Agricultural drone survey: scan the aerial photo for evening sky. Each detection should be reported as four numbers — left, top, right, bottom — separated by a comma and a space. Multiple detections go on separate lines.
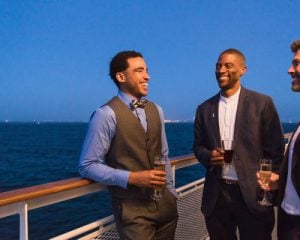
1, 0, 299, 122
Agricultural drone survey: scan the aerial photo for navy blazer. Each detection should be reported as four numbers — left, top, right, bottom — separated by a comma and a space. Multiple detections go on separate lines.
193, 87, 285, 216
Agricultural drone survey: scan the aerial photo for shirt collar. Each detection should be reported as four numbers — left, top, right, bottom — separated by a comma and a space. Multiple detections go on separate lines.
220, 86, 241, 103
117, 90, 144, 109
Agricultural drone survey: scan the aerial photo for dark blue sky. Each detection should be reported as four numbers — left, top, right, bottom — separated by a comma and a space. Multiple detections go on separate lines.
1, 0, 299, 122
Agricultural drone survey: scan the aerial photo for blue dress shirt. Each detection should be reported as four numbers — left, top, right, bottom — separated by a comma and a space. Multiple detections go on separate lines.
79, 91, 176, 195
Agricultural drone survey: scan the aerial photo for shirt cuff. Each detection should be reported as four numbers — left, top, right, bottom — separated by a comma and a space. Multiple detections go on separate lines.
114, 169, 130, 189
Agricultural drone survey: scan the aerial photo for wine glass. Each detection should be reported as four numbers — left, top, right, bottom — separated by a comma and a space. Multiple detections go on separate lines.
151, 155, 166, 201
258, 159, 273, 206
221, 139, 234, 166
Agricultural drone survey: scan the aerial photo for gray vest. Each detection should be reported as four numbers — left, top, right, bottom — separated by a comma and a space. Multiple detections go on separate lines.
105, 97, 162, 200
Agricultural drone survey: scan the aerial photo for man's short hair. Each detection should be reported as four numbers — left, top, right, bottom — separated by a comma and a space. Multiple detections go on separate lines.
219, 48, 246, 65
291, 40, 300, 53
109, 51, 143, 87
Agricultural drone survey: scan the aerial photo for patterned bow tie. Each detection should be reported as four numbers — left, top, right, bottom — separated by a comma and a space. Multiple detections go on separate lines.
131, 99, 148, 109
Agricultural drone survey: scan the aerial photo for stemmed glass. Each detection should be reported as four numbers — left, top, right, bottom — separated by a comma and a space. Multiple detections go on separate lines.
258, 159, 273, 206
151, 155, 166, 201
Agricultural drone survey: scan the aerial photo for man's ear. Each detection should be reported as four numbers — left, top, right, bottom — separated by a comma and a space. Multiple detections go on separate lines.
116, 72, 126, 83
240, 65, 247, 77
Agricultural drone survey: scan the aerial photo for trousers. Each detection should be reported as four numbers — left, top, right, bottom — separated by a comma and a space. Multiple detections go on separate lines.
112, 189, 178, 240
205, 182, 274, 240
278, 207, 300, 240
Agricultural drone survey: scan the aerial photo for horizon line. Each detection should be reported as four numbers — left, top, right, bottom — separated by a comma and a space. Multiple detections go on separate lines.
0, 120, 298, 124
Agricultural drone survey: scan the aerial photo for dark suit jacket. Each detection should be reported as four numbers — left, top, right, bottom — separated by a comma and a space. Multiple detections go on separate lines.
193, 87, 285, 216
277, 125, 300, 238
278, 125, 300, 204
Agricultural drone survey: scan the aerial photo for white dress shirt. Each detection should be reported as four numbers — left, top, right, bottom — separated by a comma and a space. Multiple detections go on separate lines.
218, 87, 241, 180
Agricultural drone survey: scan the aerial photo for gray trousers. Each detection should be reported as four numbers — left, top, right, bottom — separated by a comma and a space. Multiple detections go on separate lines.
112, 189, 178, 240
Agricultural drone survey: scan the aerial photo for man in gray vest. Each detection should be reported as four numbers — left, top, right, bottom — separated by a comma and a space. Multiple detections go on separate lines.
79, 50, 178, 240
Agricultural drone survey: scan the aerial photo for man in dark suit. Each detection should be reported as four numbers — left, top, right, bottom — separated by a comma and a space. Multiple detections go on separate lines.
193, 48, 285, 240
258, 40, 300, 240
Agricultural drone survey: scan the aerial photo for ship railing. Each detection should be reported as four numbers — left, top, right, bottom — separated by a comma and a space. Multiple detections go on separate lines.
0, 132, 292, 240
0, 154, 208, 240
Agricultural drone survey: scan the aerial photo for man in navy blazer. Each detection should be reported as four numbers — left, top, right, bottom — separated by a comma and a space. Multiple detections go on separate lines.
258, 40, 300, 240
193, 48, 284, 240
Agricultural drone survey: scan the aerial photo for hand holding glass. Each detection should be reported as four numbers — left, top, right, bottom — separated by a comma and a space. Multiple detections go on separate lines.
151, 155, 166, 201
258, 159, 273, 206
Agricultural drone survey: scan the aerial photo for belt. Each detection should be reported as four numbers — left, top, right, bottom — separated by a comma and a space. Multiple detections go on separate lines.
221, 179, 239, 185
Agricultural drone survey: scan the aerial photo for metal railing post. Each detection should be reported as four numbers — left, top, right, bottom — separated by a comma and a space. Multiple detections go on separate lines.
19, 202, 28, 240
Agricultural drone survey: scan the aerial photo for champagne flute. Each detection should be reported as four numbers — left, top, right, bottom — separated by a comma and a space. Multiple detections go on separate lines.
151, 155, 166, 201
258, 159, 273, 206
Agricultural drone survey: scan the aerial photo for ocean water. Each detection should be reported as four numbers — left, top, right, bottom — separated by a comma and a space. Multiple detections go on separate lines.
0, 122, 297, 239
